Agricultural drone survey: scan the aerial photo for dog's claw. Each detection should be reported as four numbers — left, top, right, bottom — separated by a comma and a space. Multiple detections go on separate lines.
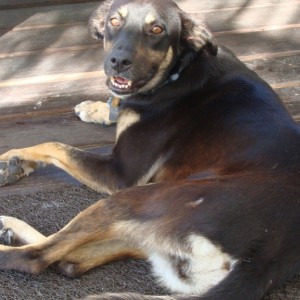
0, 157, 24, 186
0, 217, 14, 245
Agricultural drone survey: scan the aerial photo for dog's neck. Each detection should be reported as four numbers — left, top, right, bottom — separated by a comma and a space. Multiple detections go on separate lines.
154, 50, 197, 92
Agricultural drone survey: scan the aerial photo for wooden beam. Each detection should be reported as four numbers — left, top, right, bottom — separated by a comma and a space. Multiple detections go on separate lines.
0, 0, 100, 10
215, 24, 300, 36
239, 50, 300, 62
0, 70, 105, 88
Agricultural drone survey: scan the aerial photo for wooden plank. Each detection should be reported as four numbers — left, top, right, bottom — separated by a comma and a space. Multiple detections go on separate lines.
0, 2, 98, 30
245, 55, 300, 85
277, 86, 300, 104
280, 94, 300, 110
0, 50, 104, 80
176, 0, 298, 11
0, 0, 99, 10
1, 6, 299, 52
0, 111, 115, 151
1, 1, 299, 32
0, 23, 94, 54
217, 27, 300, 56
2, 22, 300, 56
203, 3, 300, 31
271, 86, 300, 122
0, 76, 109, 115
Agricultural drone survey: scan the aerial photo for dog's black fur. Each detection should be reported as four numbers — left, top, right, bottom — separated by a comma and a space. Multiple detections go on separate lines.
0, 0, 300, 299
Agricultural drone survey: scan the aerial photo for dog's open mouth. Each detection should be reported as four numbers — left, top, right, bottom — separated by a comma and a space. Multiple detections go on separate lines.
110, 76, 133, 94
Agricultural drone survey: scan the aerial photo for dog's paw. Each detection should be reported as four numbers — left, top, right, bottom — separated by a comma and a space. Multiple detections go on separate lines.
75, 100, 115, 125
0, 216, 17, 245
0, 157, 25, 186
0, 216, 45, 246
56, 261, 81, 278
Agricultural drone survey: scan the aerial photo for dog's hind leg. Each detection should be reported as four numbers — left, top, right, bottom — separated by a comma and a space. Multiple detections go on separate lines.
56, 239, 146, 278
0, 216, 144, 278
0, 194, 148, 276
0, 142, 123, 193
0, 216, 46, 246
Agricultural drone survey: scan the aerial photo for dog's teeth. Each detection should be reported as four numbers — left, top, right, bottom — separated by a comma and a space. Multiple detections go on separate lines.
111, 77, 132, 90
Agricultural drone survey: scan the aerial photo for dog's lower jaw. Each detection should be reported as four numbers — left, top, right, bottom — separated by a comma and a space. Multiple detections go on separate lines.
110, 90, 131, 100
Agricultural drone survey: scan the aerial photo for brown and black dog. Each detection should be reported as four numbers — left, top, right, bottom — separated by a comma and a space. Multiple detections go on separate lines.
0, 0, 300, 299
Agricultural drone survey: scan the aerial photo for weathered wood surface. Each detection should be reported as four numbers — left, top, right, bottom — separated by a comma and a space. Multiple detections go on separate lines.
0, 0, 299, 194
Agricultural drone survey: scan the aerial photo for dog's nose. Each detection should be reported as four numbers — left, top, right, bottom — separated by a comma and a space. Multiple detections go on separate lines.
110, 56, 132, 72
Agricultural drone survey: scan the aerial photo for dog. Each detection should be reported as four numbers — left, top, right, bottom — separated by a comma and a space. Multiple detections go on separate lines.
0, 0, 300, 299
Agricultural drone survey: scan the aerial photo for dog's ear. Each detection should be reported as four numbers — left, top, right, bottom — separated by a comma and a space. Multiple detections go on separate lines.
88, 0, 113, 40
180, 12, 218, 56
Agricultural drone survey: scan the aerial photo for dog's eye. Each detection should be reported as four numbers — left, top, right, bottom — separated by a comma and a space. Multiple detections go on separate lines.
150, 26, 164, 35
110, 17, 120, 27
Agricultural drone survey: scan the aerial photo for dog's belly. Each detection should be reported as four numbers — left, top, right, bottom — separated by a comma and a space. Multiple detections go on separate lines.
148, 234, 237, 295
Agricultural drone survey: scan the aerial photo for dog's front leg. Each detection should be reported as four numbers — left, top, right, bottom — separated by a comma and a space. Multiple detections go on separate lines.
0, 142, 124, 193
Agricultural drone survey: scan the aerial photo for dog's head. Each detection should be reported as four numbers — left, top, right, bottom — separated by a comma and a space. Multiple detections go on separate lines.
89, 0, 218, 98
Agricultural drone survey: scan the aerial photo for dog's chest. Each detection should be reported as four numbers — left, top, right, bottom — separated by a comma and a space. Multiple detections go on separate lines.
116, 109, 141, 140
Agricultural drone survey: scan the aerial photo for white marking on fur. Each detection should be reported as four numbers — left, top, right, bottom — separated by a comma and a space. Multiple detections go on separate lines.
116, 109, 140, 140
149, 252, 192, 293
136, 156, 167, 186
138, 47, 174, 94
0, 216, 46, 245
149, 234, 238, 294
119, 6, 128, 18
186, 197, 204, 207
114, 221, 237, 295
145, 13, 156, 24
